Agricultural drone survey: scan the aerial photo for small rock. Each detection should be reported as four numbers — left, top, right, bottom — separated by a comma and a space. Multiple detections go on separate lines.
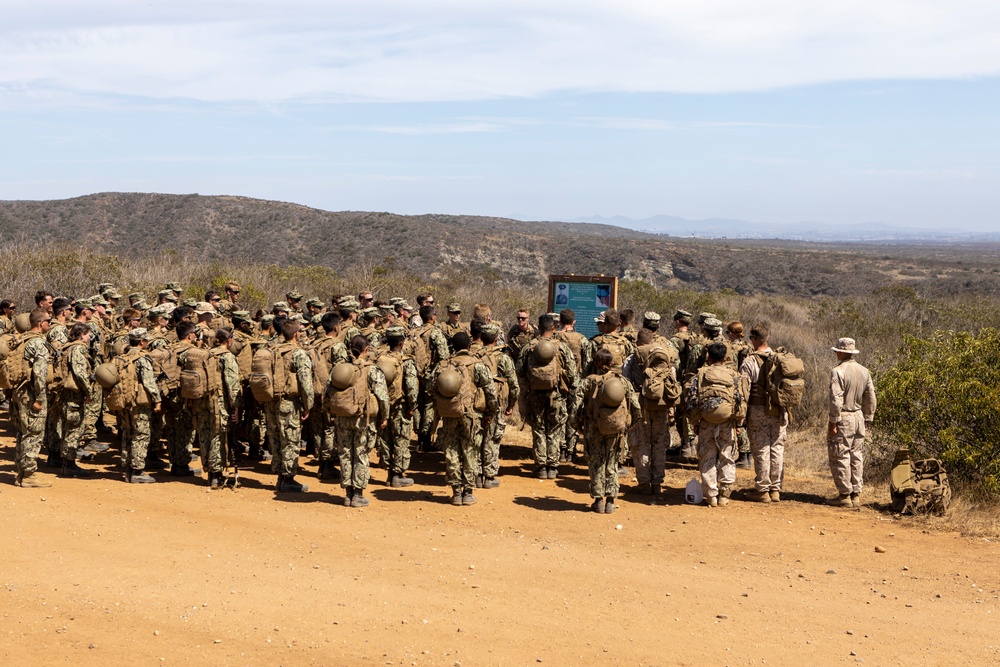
615, 524, 623, 530
153, 630, 160, 636
827, 569, 837, 575
846, 630, 854, 635
874, 546, 887, 553
214, 639, 222, 644
902, 566, 909, 571
88, 644, 96, 649
850, 651, 857, 656
716, 614, 728, 619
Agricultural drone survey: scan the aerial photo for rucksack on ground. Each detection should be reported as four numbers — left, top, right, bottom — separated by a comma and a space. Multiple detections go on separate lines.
640, 345, 681, 407
326, 361, 377, 418
890, 448, 951, 515
590, 373, 631, 435
104, 351, 150, 411
434, 356, 478, 418
691, 365, 746, 425
527, 340, 560, 391
179, 346, 224, 400
765, 348, 805, 411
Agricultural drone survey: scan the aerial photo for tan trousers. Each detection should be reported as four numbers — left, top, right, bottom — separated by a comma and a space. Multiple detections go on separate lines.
747, 405, 787, 492
828, 410, 866, 495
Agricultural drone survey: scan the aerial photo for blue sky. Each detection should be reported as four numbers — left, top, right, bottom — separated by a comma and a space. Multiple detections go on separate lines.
3, 1, 1000, 230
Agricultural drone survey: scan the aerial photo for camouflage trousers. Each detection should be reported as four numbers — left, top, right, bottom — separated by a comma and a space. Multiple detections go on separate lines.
828, 410, 866, 495
524, 391, 568, 469
630, 407, 671, 486
746, 405, 787, 492
418, 376, 438, 437
45, 393, 61, 453
585, 428, 622, 499
697, 420, 737, 499
13, 389, 46, 477
438, 414, 481, 490
737, 426, 751, 454
81, 390, 102, 442
384, 404, 413, 476
165, 394, 196, 466
192, 398, 228, 474
563, 399, 578, 457
124, 406, 154, 471
313, 408, 337, 464
274, 397, 305, 478
59, 393, 87, 462
334, 415, 376, 490
480, 410, 506, 478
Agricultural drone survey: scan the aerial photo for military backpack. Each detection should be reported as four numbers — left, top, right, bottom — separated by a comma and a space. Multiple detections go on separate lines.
326, 360, 377, 418
104, 350, 151, 411
433, 355, 479, 419
689, 365, 746, 425
589, 373, 631, 436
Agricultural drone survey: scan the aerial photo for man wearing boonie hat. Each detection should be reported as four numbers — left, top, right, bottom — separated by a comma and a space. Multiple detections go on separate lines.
826, 337, 877, 508
165, 282, 184, 296
272, 302, 290, 317
305, 297, 325, 316
285, 291, 303, 313
157, 289, 178, 305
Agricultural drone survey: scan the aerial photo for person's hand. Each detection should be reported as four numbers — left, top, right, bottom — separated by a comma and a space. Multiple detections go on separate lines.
505, 408, 513, 416
828, 422, 838, 436
301, 410, 310, 421
31, 400, 42, 413
154, 402, 162, 413
380, 419, 388, 431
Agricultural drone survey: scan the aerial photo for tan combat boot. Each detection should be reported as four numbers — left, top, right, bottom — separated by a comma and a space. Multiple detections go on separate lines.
826, 494, 852, 507
769, 489, 781, 503
18, 473, 52, 488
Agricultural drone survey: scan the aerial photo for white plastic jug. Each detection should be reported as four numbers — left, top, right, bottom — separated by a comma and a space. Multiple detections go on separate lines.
685, 477, 703, 504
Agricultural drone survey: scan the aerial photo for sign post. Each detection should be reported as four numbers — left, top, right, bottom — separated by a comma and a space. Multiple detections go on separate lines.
547, 274, 618, 339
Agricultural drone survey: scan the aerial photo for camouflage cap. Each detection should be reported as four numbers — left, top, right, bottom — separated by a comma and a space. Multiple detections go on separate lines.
482, 323, 501, 337
394, 300, 413, 311
703, 317, 723, 331
594, 311, 606, 323
182, 298, 199, 307
90, 295, 109, 307
148, 305, 169, 318
339, 299, 361, 313
697, 312, 717, 325
96, 282, 115, 293
305, 297, 325, 308
231, 310, 251, 320
259, 314, 275, 328
446, 302, 461, 313
388, 297, 405, 306
75, 298, 94, 310
159, 303, 176, 315
362, 307, 380, 317
106, 290, 123, 300
194, 301, 216, 314
128, 292, 143, 303
310, 314, 324, 325
286, 291, 303, 301
128, 327, 150, 341
165, 281, 183, 293
378, 305, 395, 317
385, 325, 407, 338
134, 300, 152, 311
291, 313, 308, 324
272, 302, 290, 312
158, 290, 178, 302
673, 309, 692, 321
643, 311, 661, 323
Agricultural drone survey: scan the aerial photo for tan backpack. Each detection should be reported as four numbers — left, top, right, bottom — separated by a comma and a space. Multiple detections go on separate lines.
526, 341, 561, 391
410, 324, 434, 374
596, 335, 628, 373
639, 344, 681, 408
554, 330, 585, 371
105, 350, 150, 411
378, 352, 406, 404
434, 355, 479, 418
51, 340, 87, 393
0, 332, 31, 390
690, 365, 746, 425
476, 347, 509, 412
309, 337, 337, 398
326, 360, 377, 418
249, 342, 299, 403
589, 373, 631, 435
179, 346, 225, 400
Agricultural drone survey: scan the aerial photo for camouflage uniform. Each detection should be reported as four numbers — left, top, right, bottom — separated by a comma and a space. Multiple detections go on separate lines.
577, 371, 641, 500
435, 351, 498, 493
687, 365, 749, 502
741, 350, 789, 493
413, 323, 450, 439
310, 335, 349, 473
193, 349, 242, 475
13, 333, 52, 481
333, 360, 389, 492
123, 350, 162, 472
168, 341, 199, 468
669, 328, 696, 449
625, 341, 679, 489
476, 343, 518, 481
45, 322, 70, 457
518, 338, 579, 474
273, 343, 314, 478
506, 322, 537, 363
59, 341, 94, 463
381, 351, 419, 479
553, 329, 592, 460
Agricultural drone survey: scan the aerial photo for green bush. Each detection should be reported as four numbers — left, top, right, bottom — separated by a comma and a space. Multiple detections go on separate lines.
873, 329, 1000, 499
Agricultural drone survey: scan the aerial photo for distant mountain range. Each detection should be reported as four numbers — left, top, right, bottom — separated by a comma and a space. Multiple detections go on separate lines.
573, 214, 1000, 243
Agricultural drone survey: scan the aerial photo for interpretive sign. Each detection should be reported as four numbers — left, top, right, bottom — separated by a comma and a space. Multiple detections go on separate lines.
547, 274, 618, 339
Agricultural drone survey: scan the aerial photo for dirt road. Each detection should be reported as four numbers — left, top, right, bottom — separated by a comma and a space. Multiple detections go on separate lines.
3, 428, 998, 666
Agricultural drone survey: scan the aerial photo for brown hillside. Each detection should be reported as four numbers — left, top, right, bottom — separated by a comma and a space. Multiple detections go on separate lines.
2, 192, 999, 297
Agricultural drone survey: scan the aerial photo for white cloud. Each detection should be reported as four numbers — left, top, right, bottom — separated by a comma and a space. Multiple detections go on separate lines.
2, 1, 1000, 104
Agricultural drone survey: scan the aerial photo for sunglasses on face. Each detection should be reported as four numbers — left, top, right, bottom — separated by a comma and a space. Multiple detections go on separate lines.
517, 316, 528, 321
